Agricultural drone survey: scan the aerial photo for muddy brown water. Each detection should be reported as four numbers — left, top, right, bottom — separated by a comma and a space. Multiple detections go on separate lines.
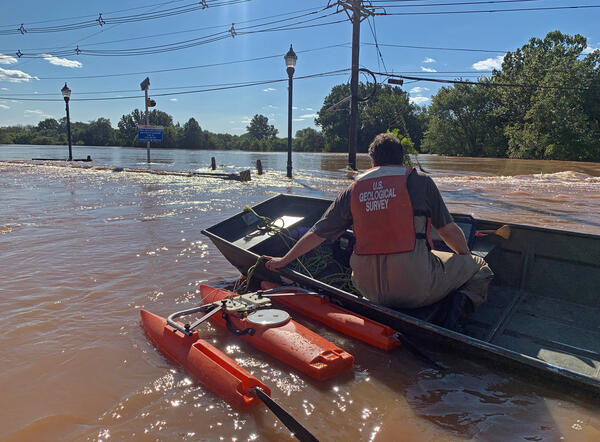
1, 145, 599, 441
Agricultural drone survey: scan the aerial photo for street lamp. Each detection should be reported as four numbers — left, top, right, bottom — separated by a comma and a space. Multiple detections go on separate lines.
285, 44, 297, 178
61, 82, 72, 161
140, 77, 151, 163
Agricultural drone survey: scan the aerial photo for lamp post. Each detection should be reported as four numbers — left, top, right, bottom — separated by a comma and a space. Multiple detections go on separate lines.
285, 44, 297, 179
140, 77, 151, 163
61, 82, 72, 161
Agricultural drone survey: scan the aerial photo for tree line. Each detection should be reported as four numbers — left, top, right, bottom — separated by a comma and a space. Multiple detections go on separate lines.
1, 31, 598, 162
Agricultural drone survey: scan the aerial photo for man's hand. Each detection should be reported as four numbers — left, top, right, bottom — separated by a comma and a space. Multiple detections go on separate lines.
264, 256, 289, 271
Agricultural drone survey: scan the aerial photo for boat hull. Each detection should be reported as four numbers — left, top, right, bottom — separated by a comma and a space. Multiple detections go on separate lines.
201, 194, 600, 397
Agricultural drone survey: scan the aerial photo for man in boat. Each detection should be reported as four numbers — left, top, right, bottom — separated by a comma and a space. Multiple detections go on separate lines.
265, 133, 493, 327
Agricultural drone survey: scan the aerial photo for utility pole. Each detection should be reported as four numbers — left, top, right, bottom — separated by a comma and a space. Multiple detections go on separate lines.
348, 0, 361, 170
336, 1, 374, 170
144, 88, 150, 163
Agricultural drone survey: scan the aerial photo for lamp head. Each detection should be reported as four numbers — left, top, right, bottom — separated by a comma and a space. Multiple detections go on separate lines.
61, 82, 71, 100
284, 44, 297, 69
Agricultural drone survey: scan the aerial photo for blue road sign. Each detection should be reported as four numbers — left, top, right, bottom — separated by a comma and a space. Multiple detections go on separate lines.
138, 125, 163, 142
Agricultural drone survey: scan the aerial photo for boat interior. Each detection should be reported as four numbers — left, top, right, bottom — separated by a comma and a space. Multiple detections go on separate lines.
204, 194, 600, 388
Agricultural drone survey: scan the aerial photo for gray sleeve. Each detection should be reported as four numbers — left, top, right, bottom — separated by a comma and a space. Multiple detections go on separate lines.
310, 185, 353, 241
426, 176, 453, 229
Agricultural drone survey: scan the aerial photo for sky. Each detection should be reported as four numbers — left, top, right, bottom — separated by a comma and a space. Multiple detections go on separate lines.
0, 0, 598, 135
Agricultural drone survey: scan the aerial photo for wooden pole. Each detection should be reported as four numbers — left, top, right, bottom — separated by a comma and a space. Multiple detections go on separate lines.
348, 0, 361, 171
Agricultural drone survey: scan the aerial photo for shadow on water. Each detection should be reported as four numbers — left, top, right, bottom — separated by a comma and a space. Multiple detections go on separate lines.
358, 343, 567, 440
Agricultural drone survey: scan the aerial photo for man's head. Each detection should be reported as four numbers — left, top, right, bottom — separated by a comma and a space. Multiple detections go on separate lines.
368, 133, 404, 167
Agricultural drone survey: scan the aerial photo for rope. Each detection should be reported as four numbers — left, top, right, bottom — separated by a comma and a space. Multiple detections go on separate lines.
240, 206, 361, 295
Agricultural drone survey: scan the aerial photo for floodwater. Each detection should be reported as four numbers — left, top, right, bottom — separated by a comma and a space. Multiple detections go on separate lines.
1, 145, 599, 442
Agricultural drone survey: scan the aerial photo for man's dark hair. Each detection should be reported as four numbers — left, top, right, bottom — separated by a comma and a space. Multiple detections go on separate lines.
368, 133, 404, 166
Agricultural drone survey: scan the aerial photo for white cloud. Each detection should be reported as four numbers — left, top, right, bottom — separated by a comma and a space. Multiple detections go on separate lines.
41, 54, 82, 69
292, 118, 304, 122
472, 55, 504, 71
420, 66, 437, 73
241, 117, 252, 124
0, 87, 8, 90
25, 109, 43, 115
583, 45, 599, 55
0, 54, 18, 65
267, 104, 278, 109
0, 104, 9, 109
304, 107, 314, 111
410, 87, 429, 94
423, 57, 436, 63
409, 96, 430, 105
0, 67, 38, 83
292, 106, 298, 110
263, 87, 276, 92
169, 98, 178, 102
299, 113, 316, 119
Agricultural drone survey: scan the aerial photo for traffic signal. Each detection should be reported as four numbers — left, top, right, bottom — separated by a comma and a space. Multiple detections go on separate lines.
146, 98, 156, 107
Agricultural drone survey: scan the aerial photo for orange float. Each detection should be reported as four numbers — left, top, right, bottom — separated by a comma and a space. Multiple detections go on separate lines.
140, 309, 269, 410
261, 281, 401, 351
199, 285, 354, 381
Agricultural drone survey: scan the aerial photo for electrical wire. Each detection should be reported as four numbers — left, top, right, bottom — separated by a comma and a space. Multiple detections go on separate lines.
0, 69, 351, 102
375, 4, 600, 16
12, 9, 340, 58
367, 42, 506, 53
0, 0, 251, 35
0, 0, 190, 28
32, 43, 350, 80
0, 6, 328, 53
371, 70, 597, 91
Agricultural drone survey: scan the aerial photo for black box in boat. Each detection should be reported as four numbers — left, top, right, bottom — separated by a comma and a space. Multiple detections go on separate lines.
202, 194, 600, 397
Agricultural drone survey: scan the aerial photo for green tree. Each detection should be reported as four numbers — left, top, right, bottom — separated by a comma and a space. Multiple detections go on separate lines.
79, 118, 114, 146
181, 117, 204, 148
294, 127, 324, 152
316, 83, 422, 152
37, 118, 60, 133
246, 114, 278, 140
117, 109, 175, 146
422, 81, 507, 157
495, 31, 600, 161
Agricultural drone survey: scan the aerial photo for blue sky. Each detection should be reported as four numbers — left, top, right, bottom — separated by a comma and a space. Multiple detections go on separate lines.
0, 0, 598, 135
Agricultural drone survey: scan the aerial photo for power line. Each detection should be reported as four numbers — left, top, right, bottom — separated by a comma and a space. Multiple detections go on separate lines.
12, 9, 340, 58
18, 43, 349, 81
371, 70, 595, 91
368, 42, 506, 53
0, 0, 251, 35
375, 4, 600, 16
0, 69, 351, 102
371, 0, 543, 7
0, 0, 190, 28
0, 7, 327, 53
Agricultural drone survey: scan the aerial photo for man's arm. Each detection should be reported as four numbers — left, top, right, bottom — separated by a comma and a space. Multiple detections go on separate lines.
265, 231, 326, 270
436, 222, 470, 255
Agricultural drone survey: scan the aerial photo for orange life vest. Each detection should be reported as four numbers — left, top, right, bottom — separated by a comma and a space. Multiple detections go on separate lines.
350, 166, 432, 255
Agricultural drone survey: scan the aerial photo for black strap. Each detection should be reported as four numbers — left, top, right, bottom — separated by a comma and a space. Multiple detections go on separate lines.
252, 387, 319, 442
222, 312, 255, 336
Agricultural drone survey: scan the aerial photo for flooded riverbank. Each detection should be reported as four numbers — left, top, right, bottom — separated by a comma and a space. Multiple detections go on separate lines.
1, 145, 599, 441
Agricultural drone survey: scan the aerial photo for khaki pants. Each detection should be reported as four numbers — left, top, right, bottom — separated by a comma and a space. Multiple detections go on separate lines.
350, 240, 493, 309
